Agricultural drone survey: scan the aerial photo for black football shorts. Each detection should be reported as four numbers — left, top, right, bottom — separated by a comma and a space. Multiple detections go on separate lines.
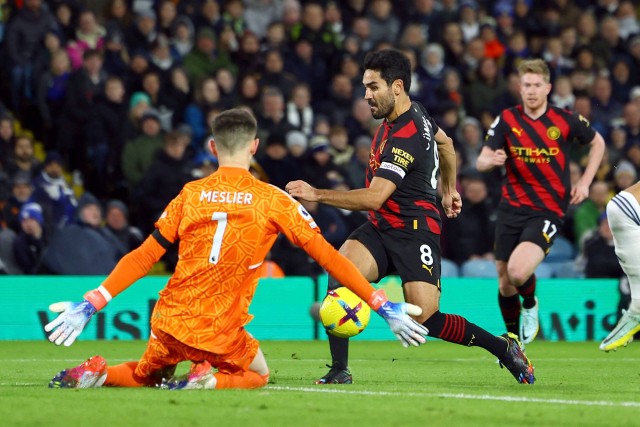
494, 206, 564, 261
348, 221, 442, 288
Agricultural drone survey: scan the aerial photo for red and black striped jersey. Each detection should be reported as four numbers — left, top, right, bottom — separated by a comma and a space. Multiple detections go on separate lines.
484, 105, 596, 218
366, 101, 442, 233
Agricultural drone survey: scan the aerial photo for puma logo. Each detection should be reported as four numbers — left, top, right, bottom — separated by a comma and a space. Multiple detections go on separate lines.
512, 127, 524, 137
543, 233, 551, 243
421, 264, 433, 274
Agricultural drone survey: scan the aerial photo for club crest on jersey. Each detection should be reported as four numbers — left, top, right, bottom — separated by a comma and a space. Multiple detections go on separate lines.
547, 126, 561, 140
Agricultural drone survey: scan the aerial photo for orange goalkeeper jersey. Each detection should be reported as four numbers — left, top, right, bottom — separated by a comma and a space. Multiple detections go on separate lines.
150, 166, 321, 352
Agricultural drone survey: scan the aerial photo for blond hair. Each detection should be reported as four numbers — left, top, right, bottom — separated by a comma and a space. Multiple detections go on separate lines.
517, 59, 551, 83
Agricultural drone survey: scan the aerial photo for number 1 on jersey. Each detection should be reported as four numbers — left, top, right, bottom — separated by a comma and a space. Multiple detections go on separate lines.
209, 212, 228, 264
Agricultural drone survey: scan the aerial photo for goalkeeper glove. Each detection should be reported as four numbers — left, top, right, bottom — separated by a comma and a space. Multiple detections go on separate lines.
44, 288, 110, 346
368, 290, 429, 348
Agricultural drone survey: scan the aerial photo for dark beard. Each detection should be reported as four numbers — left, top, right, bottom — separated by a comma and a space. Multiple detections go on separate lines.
371, 94, 395, 119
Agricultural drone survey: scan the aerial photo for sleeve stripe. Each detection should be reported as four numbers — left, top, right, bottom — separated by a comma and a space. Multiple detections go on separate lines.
152, 229, 172, 249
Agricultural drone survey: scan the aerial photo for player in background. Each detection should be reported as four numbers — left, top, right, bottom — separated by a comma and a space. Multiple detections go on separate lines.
599, 180, 640, 351
476, 59, 605, 345
44, 109, 429, 390
286, 49, 535, 385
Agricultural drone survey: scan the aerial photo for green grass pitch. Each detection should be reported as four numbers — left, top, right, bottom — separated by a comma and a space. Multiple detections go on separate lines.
1, 340, 638, 427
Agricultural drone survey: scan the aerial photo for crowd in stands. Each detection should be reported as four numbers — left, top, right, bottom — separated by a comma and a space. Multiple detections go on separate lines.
0, 0, 638, 281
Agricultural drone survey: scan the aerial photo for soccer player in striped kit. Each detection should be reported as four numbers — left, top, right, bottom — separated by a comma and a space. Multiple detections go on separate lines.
477, 59, 605, 345
287, 49, 535, 385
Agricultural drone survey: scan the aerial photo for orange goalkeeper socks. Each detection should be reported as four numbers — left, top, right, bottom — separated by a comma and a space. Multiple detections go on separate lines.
105, 362, 148, 387
213, 371, 269, 389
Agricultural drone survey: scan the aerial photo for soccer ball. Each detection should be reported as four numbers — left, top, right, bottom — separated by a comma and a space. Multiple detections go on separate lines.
319, 287, 371, 338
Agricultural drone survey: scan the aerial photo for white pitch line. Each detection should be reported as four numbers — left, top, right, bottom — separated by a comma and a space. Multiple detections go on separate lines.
266, 386, 640, 408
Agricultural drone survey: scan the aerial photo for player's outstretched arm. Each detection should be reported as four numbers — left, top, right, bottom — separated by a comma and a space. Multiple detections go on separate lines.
44, 233, 168, 346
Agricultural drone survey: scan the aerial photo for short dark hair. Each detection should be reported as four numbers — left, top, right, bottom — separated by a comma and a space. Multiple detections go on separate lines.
363, 49, 411, 94
210, 108, 257, 154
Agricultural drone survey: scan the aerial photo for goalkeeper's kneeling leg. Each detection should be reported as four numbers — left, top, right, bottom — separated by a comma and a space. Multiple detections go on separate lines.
214, 370, 269, 389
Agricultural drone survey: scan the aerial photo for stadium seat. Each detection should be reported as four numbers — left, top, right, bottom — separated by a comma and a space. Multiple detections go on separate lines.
441, 258, 459, 278
546, 260, 584, 279
545, 236, 575, 262
535, 262, 554, 279
460, 259, 498, 278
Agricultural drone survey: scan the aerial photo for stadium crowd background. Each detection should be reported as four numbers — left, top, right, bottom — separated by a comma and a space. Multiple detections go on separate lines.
0, 0, 637, 283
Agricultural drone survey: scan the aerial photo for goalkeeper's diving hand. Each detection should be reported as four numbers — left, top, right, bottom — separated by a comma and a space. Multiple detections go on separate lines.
368, 290, 429, 348
44, 300, 97, 346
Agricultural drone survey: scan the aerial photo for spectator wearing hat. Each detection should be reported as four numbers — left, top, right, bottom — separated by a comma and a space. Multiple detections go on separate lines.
121, 108, 165, 191
256, 131, 302, 190
303, 134, 348, 190
612, 159, 637, 194
12, 202, 47, 274
104, 199, 144, 252
31, 151, 77, 230
285, 130, 308, 159
2, 171, 36, 234
124, 91, 152, 141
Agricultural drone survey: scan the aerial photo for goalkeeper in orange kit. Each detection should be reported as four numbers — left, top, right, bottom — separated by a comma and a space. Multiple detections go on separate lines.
44, 109, 429, 390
